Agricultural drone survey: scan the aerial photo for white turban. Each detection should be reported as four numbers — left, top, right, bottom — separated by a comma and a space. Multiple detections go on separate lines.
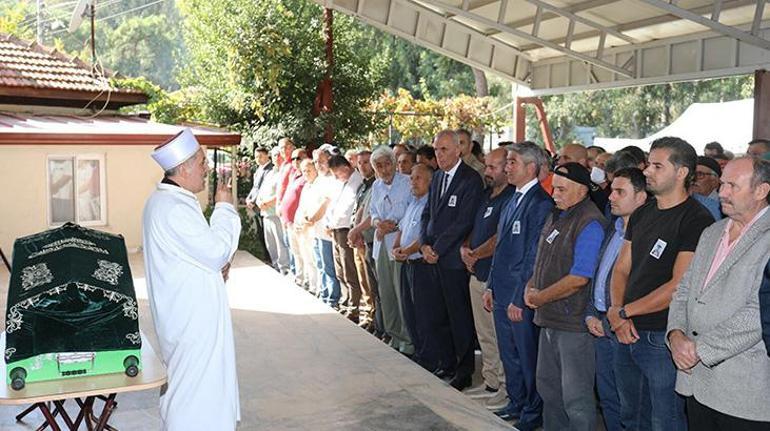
152, 128, 201, 171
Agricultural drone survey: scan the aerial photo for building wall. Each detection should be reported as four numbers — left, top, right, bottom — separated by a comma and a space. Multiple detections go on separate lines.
0, 144, 210, 254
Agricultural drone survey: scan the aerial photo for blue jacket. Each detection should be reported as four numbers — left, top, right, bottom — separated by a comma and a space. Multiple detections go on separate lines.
487, 184, 554, 307
421, 161, 484, 270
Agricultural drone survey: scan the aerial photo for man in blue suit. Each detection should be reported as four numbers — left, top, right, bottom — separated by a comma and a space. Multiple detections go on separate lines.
420, 129, 485, 390
482, 142, 553, 430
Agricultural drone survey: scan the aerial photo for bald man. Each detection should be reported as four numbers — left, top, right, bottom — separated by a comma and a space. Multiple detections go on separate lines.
460, 148, 515, 405
559, 143, 589, 168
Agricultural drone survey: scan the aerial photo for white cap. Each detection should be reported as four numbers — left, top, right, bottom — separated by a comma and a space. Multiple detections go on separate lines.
151, 128, 201, 171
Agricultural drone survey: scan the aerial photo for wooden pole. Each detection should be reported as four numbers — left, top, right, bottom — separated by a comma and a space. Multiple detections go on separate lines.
754, 69, 770, 140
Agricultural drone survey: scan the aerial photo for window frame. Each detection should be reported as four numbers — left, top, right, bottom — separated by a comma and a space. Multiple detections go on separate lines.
45, 153, 108, 227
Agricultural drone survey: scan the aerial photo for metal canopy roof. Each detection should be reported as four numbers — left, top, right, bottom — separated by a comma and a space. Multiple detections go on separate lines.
318, 0, 770, 94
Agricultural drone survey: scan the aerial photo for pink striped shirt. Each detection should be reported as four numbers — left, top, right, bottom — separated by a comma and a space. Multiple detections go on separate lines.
703, 207, 769, 289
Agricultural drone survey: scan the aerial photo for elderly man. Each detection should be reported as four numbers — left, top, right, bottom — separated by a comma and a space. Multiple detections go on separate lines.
420, 129, 485, 390
585, 168, 648, 431
294, 158, 329, 294
482, 142, 553, 429
608, 137, 714, 431
460, 148, 514, 408
524, 162, 607, 431
255, 148, 290, 274
397, 151, 416, 175
457, 128, 485, 177
392, 163, 433, 368
348, 150, 378, 330
668, 157, 770, 430
692, 156, 723, 220
345, 148, 358, 167
369, 146, 413, 353
326, 155, 364, 322
143, 129, 241, 430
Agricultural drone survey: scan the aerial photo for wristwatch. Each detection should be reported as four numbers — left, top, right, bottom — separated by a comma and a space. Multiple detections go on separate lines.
619, 307, 629, 320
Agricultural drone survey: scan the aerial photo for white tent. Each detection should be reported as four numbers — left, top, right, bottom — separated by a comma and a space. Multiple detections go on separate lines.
594, 99, 754, 156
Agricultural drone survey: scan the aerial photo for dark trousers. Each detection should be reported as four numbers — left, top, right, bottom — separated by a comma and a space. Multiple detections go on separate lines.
536, 328, 597, 431
401, 260, 452, 370
687, 397, 770, 431
424, 265, 475, 377
493, 302, 542, 428
332, 228, 362, 314
365, 242, 384, 334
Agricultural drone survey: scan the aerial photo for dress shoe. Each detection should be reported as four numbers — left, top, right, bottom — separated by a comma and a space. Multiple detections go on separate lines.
449, 374, 472, 391
432, 368, 452, 379
464, 384, 497, 399
493, 409, 518, 421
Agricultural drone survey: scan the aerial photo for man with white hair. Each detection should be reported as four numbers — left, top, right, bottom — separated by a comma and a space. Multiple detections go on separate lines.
142, 129, 241, 430
420, 129, 485, 390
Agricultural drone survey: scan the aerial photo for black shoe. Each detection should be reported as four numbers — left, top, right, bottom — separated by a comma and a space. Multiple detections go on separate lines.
432, 368, 452, 379
449, 374, 472, 391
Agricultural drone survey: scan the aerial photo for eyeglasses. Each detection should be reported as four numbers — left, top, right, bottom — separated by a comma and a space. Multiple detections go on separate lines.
291, 157, 301, 161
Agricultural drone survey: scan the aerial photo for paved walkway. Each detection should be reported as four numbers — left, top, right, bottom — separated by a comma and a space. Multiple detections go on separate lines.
0, 251, 513, 430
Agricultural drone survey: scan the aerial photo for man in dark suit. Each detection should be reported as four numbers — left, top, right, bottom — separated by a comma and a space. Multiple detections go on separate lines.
482, 142, 553, 430
420, 129, 484, 390
246, 146, 274, 260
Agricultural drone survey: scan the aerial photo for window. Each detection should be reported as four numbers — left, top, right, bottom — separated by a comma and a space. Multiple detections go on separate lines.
46, 154, 107, 226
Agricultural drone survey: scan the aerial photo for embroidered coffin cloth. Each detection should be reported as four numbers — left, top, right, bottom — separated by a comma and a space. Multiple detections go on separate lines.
4, 223, 140, 363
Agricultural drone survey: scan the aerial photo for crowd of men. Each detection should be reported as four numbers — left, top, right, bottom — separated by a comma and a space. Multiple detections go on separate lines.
245, 132, 770, 431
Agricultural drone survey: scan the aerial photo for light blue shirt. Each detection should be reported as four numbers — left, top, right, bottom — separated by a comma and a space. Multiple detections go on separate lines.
398, 194, 428, 260
369, 172, 412, 260
593, 216, 625, 312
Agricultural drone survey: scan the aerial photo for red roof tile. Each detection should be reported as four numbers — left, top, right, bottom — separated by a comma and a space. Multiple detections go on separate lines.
0, 34, 144, 96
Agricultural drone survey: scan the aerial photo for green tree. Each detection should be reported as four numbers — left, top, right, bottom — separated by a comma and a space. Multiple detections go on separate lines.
177, 0, 385, 146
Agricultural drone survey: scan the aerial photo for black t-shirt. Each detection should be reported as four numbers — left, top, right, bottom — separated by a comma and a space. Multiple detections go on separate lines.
624, 197, 715, 331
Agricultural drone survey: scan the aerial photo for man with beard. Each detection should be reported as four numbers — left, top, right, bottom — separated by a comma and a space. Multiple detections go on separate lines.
608, 137, 714, 431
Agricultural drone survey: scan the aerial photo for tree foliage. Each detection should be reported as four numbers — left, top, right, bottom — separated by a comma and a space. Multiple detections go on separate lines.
540, 75, 754, 146
371, 88, 508, 144
176, 0, 386, 147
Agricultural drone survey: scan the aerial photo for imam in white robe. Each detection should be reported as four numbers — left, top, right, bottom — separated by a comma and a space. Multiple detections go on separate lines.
142, 182, 241, 431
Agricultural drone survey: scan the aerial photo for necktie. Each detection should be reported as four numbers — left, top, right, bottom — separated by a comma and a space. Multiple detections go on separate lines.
441, 172, 449, 197
503, 191, 523, 225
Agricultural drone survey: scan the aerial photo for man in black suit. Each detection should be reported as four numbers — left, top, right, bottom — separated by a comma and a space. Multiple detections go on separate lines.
420, 129, 485, 390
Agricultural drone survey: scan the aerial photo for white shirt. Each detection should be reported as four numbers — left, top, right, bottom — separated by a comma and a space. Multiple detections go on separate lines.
515, 177, 540, 206
326, 170, 364, 229
296, 175, 334, 239
441, 159, 463, 195
142, 183, 241, 430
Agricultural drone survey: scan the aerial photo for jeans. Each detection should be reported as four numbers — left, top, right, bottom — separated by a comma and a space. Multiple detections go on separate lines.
594, 318, 622, 431
313, 238, 340, 305
614, 330, 686, 431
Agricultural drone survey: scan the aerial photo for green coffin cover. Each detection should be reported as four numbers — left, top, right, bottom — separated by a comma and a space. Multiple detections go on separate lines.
4, 223, 140, 364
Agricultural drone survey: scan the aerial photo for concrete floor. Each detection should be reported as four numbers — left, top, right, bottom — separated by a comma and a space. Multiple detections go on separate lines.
0, 251, 514, 430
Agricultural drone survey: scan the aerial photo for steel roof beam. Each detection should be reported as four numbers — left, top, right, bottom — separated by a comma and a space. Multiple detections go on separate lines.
410, 0, 634, 76
520, 0, 756, 51
640, 0, 770, 51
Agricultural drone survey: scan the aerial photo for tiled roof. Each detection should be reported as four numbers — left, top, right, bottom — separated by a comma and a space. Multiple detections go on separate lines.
0, 33, 143, 95
0, 112, 240, 147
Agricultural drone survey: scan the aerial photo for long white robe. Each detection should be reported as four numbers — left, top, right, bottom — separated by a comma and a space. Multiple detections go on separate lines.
142, 183, 241, 431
